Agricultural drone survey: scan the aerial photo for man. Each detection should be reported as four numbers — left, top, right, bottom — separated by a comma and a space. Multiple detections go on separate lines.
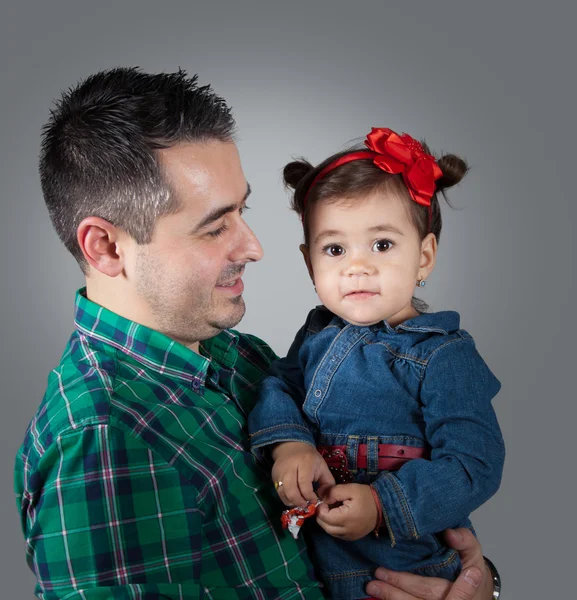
15, 68, 498, 599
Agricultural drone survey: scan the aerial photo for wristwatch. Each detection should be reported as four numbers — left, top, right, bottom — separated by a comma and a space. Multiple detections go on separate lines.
483, 556, 501, 599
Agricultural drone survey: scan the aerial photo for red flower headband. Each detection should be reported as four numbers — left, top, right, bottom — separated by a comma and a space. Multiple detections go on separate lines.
303, 127, 443, 223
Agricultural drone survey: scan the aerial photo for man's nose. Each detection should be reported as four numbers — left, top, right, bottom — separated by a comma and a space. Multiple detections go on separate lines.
232, 220, 264, 263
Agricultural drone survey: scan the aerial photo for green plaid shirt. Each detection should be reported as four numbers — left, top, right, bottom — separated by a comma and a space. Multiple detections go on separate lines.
15, 289, 323, 600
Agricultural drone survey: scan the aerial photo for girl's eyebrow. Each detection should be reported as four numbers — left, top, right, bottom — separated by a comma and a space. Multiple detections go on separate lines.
314, 224, 404, 245
368, 224, 404, 236
314, 229, 342, 245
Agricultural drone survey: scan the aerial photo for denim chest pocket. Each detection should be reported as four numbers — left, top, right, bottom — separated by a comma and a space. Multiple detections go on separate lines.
303, 337, 427, 439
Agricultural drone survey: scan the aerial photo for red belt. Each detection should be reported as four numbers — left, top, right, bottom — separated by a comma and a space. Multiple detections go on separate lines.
318, 444, 428, 474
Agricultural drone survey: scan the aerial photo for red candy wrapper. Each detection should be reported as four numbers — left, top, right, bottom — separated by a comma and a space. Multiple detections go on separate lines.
281, 500, 322, 539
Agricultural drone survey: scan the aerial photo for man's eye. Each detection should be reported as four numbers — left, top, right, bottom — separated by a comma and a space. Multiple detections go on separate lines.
324, 244, 345, 257
239, 204, 250, 216
372, 239, 393, 252
208, 223, 229, 237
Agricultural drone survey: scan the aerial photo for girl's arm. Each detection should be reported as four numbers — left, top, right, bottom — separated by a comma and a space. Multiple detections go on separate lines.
248, 310, 317, 453
371, 335, 505, 543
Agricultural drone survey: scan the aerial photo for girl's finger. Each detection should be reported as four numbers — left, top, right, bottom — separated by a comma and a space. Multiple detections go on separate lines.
279, 473, 308, 507
316, 502, 350, 526
297, 465, 317, 503
316, 517, 347, 538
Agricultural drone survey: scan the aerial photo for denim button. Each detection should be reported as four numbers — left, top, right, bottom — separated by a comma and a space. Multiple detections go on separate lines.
314, 389, 322, 397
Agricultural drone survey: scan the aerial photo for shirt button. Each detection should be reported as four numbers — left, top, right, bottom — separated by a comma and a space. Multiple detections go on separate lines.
192, 380, 201, 389
314, 389, 322, 397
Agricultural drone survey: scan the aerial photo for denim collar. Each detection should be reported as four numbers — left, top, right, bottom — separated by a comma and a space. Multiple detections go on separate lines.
384, 311, 460, 335
326, 307, 461, 336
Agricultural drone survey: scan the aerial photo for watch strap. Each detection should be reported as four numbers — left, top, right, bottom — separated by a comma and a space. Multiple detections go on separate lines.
483, 556, 501, 599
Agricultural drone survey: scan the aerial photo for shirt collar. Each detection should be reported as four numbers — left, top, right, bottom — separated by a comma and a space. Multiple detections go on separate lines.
73, 288, 239, 391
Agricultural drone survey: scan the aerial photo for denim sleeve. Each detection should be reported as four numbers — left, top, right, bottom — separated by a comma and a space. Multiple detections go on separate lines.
248, 315, 317, 453
372, 336, 505, 543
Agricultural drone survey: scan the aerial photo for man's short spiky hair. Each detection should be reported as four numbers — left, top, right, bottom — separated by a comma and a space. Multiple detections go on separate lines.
40, 67, 236, 271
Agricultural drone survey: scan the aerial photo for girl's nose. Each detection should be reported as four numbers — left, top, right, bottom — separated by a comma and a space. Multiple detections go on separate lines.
344, 259, 376, 277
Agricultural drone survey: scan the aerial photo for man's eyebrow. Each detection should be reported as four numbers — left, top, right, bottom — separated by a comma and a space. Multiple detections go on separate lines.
193, 184, 251, 232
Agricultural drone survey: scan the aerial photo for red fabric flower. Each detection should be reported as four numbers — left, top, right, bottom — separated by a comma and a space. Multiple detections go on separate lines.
365, 127, 443, 206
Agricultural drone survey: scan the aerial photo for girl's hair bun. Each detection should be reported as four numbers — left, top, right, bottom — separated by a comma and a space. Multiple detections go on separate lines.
436, 154, 469, 192
283, 159, 314, 190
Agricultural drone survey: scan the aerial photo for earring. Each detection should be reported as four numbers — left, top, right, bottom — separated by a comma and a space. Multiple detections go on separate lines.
417, 279, 426, 288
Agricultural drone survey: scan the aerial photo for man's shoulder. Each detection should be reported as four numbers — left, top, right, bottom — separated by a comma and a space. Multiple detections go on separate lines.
18, 330, 121, 460
228, 329, 279, 367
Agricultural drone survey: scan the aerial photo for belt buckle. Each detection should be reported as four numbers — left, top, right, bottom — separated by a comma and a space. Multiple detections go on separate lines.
319, 447, 355, 484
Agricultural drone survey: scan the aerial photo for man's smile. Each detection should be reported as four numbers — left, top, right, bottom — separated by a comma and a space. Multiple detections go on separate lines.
216, 276, 244, 296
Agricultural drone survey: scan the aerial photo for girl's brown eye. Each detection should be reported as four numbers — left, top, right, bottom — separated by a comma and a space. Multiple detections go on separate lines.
373, 239, 393, 252
325, 245, 344, 257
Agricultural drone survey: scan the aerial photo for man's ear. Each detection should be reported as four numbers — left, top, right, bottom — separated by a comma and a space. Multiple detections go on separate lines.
299, 244, 315, 283
77, 217, 127, 277
418, 232, 437, 281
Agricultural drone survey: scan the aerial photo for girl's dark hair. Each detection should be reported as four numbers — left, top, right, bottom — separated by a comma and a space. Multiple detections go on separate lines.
284, 139, 469, 312
284, 142, 468, 246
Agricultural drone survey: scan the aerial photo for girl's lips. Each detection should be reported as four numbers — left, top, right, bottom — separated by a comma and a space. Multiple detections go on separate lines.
344, 291, 378, 300
216, 278, 244, 296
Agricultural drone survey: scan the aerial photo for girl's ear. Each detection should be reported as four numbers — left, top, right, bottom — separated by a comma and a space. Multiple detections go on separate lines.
418, 233, 437, 281
299, 244, 315, 283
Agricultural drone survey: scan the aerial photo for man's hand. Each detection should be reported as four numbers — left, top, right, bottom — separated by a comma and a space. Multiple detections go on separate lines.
316, 483, 377, 541
271, 441, 335, 507
365, 528, 494, 600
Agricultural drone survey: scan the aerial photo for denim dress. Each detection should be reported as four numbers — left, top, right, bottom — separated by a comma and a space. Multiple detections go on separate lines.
249, 307, 505, 600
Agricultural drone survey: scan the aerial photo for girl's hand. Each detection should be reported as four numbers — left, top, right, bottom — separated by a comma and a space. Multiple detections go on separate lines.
316, 483, 378, 541
271, 441, 335, 507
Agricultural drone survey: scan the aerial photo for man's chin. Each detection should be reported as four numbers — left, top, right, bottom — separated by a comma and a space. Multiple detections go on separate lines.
210, 297, 246, 331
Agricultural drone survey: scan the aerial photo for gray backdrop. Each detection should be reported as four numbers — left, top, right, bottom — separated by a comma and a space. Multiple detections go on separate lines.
1, 2, 574, 598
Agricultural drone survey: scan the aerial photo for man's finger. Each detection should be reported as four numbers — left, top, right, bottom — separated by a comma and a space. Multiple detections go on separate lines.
365, 579, 420, 600
443, 528, 493, 599
445, 567, 483, 600
369, 567, 449, 600
444, 529, 483, 569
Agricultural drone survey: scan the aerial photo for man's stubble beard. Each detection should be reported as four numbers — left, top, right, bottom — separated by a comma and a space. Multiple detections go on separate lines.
135, 252, 246, 346
207, 295, 245, 331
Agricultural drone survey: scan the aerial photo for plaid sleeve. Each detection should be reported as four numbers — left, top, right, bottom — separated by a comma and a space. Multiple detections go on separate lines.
25, 423, 205, 599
